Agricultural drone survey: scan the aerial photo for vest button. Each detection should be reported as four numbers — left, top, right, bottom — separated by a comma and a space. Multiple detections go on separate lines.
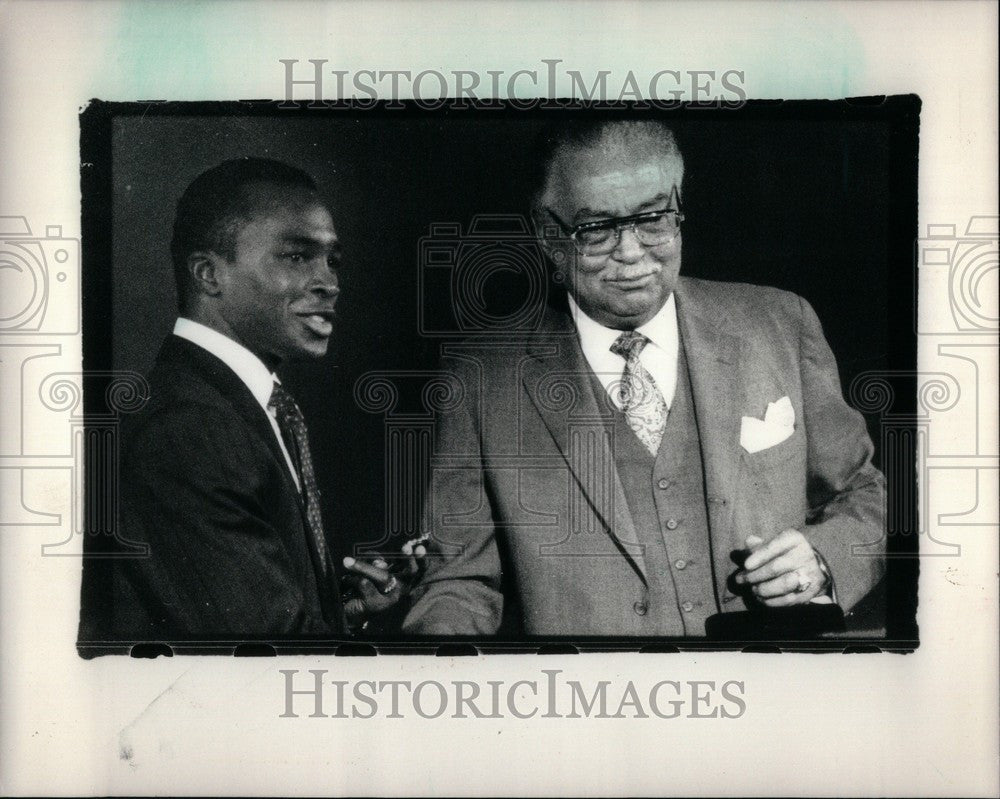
666, 518, 679, 530
657, 478, 670, 489
633, 601, 648, 616
674, 559, 687, 570
681, 601, 694, 613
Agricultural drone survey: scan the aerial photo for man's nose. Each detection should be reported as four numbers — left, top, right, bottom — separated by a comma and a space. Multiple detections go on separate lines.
611, 225, 646, 262
310, 261, 340, 298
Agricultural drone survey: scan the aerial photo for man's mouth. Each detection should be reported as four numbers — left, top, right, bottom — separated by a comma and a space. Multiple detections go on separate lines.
606, 271, 656, 290
297, 310, 335, 337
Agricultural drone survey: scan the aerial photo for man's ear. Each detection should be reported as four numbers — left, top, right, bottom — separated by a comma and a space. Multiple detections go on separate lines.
186, 251, 225, 297
531, 207, 560, 258
531, 206, 575, 284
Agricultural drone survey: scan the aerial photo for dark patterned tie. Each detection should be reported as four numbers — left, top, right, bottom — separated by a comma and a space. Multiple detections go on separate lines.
268, 382, 330, 574
610, 331, 668, 456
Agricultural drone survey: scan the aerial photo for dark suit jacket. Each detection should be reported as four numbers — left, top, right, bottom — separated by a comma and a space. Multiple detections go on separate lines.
102, 335, 344, 640
403, 278, 886, 636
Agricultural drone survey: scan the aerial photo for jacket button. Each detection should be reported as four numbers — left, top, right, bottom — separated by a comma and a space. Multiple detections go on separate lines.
674, 559, 687, 570
657, 478, 670, 489
681, 601, 694, 613
666, 518, 679, 530
633, 601, 648, 616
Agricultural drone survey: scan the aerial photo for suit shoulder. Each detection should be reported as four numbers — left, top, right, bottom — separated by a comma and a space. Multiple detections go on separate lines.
129, 356, 222, 423
124, 399, 245, 459
681, 277, 801, 311
123, 365, 265, 465
679, 277, 804, 329
436, 336, 538, 373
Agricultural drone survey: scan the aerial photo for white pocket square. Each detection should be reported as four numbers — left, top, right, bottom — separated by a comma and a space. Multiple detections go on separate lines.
740, 396, 795, 454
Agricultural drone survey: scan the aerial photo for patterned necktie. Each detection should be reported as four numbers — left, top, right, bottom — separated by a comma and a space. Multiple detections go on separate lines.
268, 383, 330, 574
610, 331, 668, 456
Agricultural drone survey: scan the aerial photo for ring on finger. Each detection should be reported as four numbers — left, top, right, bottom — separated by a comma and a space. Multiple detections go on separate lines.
380, 576, 399, 595
794, 571, 811, 594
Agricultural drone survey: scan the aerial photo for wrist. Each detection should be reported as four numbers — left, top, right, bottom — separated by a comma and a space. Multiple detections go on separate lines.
812, 546, 836, 600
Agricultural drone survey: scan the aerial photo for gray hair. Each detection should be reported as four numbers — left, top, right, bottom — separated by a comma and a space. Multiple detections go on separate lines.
531, 119, 684, 227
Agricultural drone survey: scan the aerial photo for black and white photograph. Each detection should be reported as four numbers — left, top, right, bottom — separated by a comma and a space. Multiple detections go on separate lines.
77, 100, 918, 652
1, 2, 996, 796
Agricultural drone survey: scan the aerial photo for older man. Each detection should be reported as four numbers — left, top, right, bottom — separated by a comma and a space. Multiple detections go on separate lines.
403, 120, 886, 637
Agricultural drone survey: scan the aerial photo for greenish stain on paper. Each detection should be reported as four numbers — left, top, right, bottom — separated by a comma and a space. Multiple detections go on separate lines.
727, 11, 868, 99
110, 1, 260, 98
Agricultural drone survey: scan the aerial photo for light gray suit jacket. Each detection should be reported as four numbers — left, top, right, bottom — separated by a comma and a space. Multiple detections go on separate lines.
403, 277, 886, 636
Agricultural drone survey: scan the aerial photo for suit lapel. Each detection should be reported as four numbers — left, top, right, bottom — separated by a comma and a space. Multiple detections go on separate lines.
674, 281, 746, 591
163, 335, 303, 497
521, 309, 649, 584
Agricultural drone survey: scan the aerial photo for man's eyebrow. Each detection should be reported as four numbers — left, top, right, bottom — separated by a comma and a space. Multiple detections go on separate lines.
635, 193, 673, 211
279, 234, 340, 249
573, 206, 615, 223
573, 193, 674, 224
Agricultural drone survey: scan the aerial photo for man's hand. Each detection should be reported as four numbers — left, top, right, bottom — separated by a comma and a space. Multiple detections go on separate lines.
735, 529, 827, 606
341, 541, 426, 628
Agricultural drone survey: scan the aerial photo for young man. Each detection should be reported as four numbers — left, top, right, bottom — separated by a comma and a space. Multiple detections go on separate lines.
105, 158, 399, 639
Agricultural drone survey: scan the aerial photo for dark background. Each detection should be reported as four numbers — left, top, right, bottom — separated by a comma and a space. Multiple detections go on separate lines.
85, 99, 919, 644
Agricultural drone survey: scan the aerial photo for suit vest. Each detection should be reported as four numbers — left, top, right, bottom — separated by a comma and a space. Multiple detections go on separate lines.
593, 336, 719, 635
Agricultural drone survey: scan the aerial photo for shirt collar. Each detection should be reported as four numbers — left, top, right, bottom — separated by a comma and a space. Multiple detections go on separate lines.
567, 292, 678, 360
173, 318, 278, 410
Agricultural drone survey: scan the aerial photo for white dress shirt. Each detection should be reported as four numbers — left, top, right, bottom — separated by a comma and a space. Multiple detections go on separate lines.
567, 292, 680, 411
173, 318, 301, 491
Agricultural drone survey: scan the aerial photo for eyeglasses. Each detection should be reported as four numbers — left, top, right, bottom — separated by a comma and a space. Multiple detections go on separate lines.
547, 194, 684, 256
